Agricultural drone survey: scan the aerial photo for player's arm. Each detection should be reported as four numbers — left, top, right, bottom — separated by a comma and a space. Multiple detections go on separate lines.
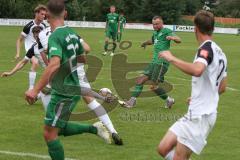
219, 77, 227, 94
1, 58, 28, 77
105, 16, 108, 32
117, 16, 121, 33
141, 39, 153, 48
159, 51, 206, 77
166, 35, 181, 43
166, 31, 181, 43
77, 38, 91, 63
40, 51, 49, 66
15, 34, 25, 60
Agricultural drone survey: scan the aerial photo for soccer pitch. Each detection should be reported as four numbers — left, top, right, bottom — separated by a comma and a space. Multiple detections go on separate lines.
0, 26, 239, 160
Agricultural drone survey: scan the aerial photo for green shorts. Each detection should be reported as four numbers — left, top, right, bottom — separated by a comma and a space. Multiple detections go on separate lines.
106, 30, 117, 41
143, 62, 169, 83
44, 93, 80, 129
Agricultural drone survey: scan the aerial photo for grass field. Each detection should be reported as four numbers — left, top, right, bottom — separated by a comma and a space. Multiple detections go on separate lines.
0, 26, 240, 160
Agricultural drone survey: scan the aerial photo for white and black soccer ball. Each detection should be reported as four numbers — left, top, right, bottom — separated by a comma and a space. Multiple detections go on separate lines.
99, 88, 112, 97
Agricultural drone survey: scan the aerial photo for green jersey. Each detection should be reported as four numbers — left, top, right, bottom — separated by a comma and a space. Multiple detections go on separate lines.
48, 26, 84, 96
106, 13, 119, 32
151, 28, 175, 64
119, 16, 126, 30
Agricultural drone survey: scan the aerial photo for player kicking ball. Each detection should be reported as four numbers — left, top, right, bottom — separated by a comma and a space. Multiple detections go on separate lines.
123, 16, 181, 108
157, 10, 227, 160
25, 1, 117, 159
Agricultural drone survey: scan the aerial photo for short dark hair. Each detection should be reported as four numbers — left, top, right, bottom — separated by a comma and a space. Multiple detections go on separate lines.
34, 4, 47, 13
32, 26, 42, 34
47, 0, 65, 17
152, 16, 162, 21
194, 10, 215, 35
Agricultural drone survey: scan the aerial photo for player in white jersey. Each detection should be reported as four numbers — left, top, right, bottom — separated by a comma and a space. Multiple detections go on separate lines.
15, 4, 47, 90
157, 10, 227, 160
2, 26, 50, 110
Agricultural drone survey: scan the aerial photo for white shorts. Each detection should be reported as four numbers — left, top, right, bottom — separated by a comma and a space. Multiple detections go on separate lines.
169, 113, 217, 155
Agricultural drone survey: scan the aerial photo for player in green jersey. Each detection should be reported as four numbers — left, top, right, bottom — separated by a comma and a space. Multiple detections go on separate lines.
117, 10, 126, 43
123, 16, 181, 108
103, 5, 120, 56
25, 1, 111, 160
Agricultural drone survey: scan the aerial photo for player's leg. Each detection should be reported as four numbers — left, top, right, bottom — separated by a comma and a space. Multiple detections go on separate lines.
77, 63, 123, 144
110, 31, 117, 56
83, 96, 123, 145
117, 32, 122, 43
103, 31, 110, 55
173, 142, 192, 160
151, 63, 175, 108
124, 75, 149, 108
46, 94, 111, 142
44, 125, 64, 160
158, 130, 177, 160
29, 56, 39, 90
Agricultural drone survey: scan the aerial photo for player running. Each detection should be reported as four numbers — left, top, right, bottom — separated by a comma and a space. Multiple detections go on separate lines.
117, 10, 126, 43
157, 10, 227, 160
15, 4, 47, 90
123, 16, 181, 108
103, 5, 120, 56
25, 1, 114, 159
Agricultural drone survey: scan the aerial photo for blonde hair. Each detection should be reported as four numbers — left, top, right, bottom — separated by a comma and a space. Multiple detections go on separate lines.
34, 4, 47, 13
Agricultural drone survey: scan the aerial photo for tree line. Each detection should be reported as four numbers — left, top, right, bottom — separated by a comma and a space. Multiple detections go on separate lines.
0, 0, 239, 24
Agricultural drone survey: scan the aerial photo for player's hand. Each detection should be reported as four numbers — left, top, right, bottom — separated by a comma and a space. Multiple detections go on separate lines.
25, 89, 38, 105
14, 54, 20, 61
1, 72, 12, 77
187, 97, 191, 105
158, 51, 175, 62
166, 36, 176, 41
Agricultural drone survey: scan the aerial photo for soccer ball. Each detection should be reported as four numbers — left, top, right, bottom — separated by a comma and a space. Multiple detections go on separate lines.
99, 88, 112, 97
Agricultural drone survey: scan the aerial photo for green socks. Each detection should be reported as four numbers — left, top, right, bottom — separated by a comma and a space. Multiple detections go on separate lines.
59, 122, 97, 137
132, 84, 143, 97
154, 87, 168, 100
47, 139, 64, 160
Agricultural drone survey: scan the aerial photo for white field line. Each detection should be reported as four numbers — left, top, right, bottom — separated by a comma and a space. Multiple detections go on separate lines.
0, 150, 78, 160
0, 69, 239, 92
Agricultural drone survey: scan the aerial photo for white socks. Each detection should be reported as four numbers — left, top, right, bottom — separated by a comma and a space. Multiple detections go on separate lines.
29, 71, 36, 90
88, 99, 117, 134
165, 150, 175, 160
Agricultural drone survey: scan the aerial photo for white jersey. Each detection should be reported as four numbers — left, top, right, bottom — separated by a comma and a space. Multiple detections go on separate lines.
24, 43, 46, 68
38, 27, 51, 52
188, 40, 227, 116
21, 20, 46, 51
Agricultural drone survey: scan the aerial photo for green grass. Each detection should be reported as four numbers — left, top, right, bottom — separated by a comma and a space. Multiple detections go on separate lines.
0, 26, 240, 160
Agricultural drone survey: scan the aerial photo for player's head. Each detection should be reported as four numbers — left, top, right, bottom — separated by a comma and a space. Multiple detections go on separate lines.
34, 4, 47, 22
47, 0, 66, 20
32, 26, 42, 42
194, 10, 214, 37
152, 16, 163, 31
110, 5, 116, 13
